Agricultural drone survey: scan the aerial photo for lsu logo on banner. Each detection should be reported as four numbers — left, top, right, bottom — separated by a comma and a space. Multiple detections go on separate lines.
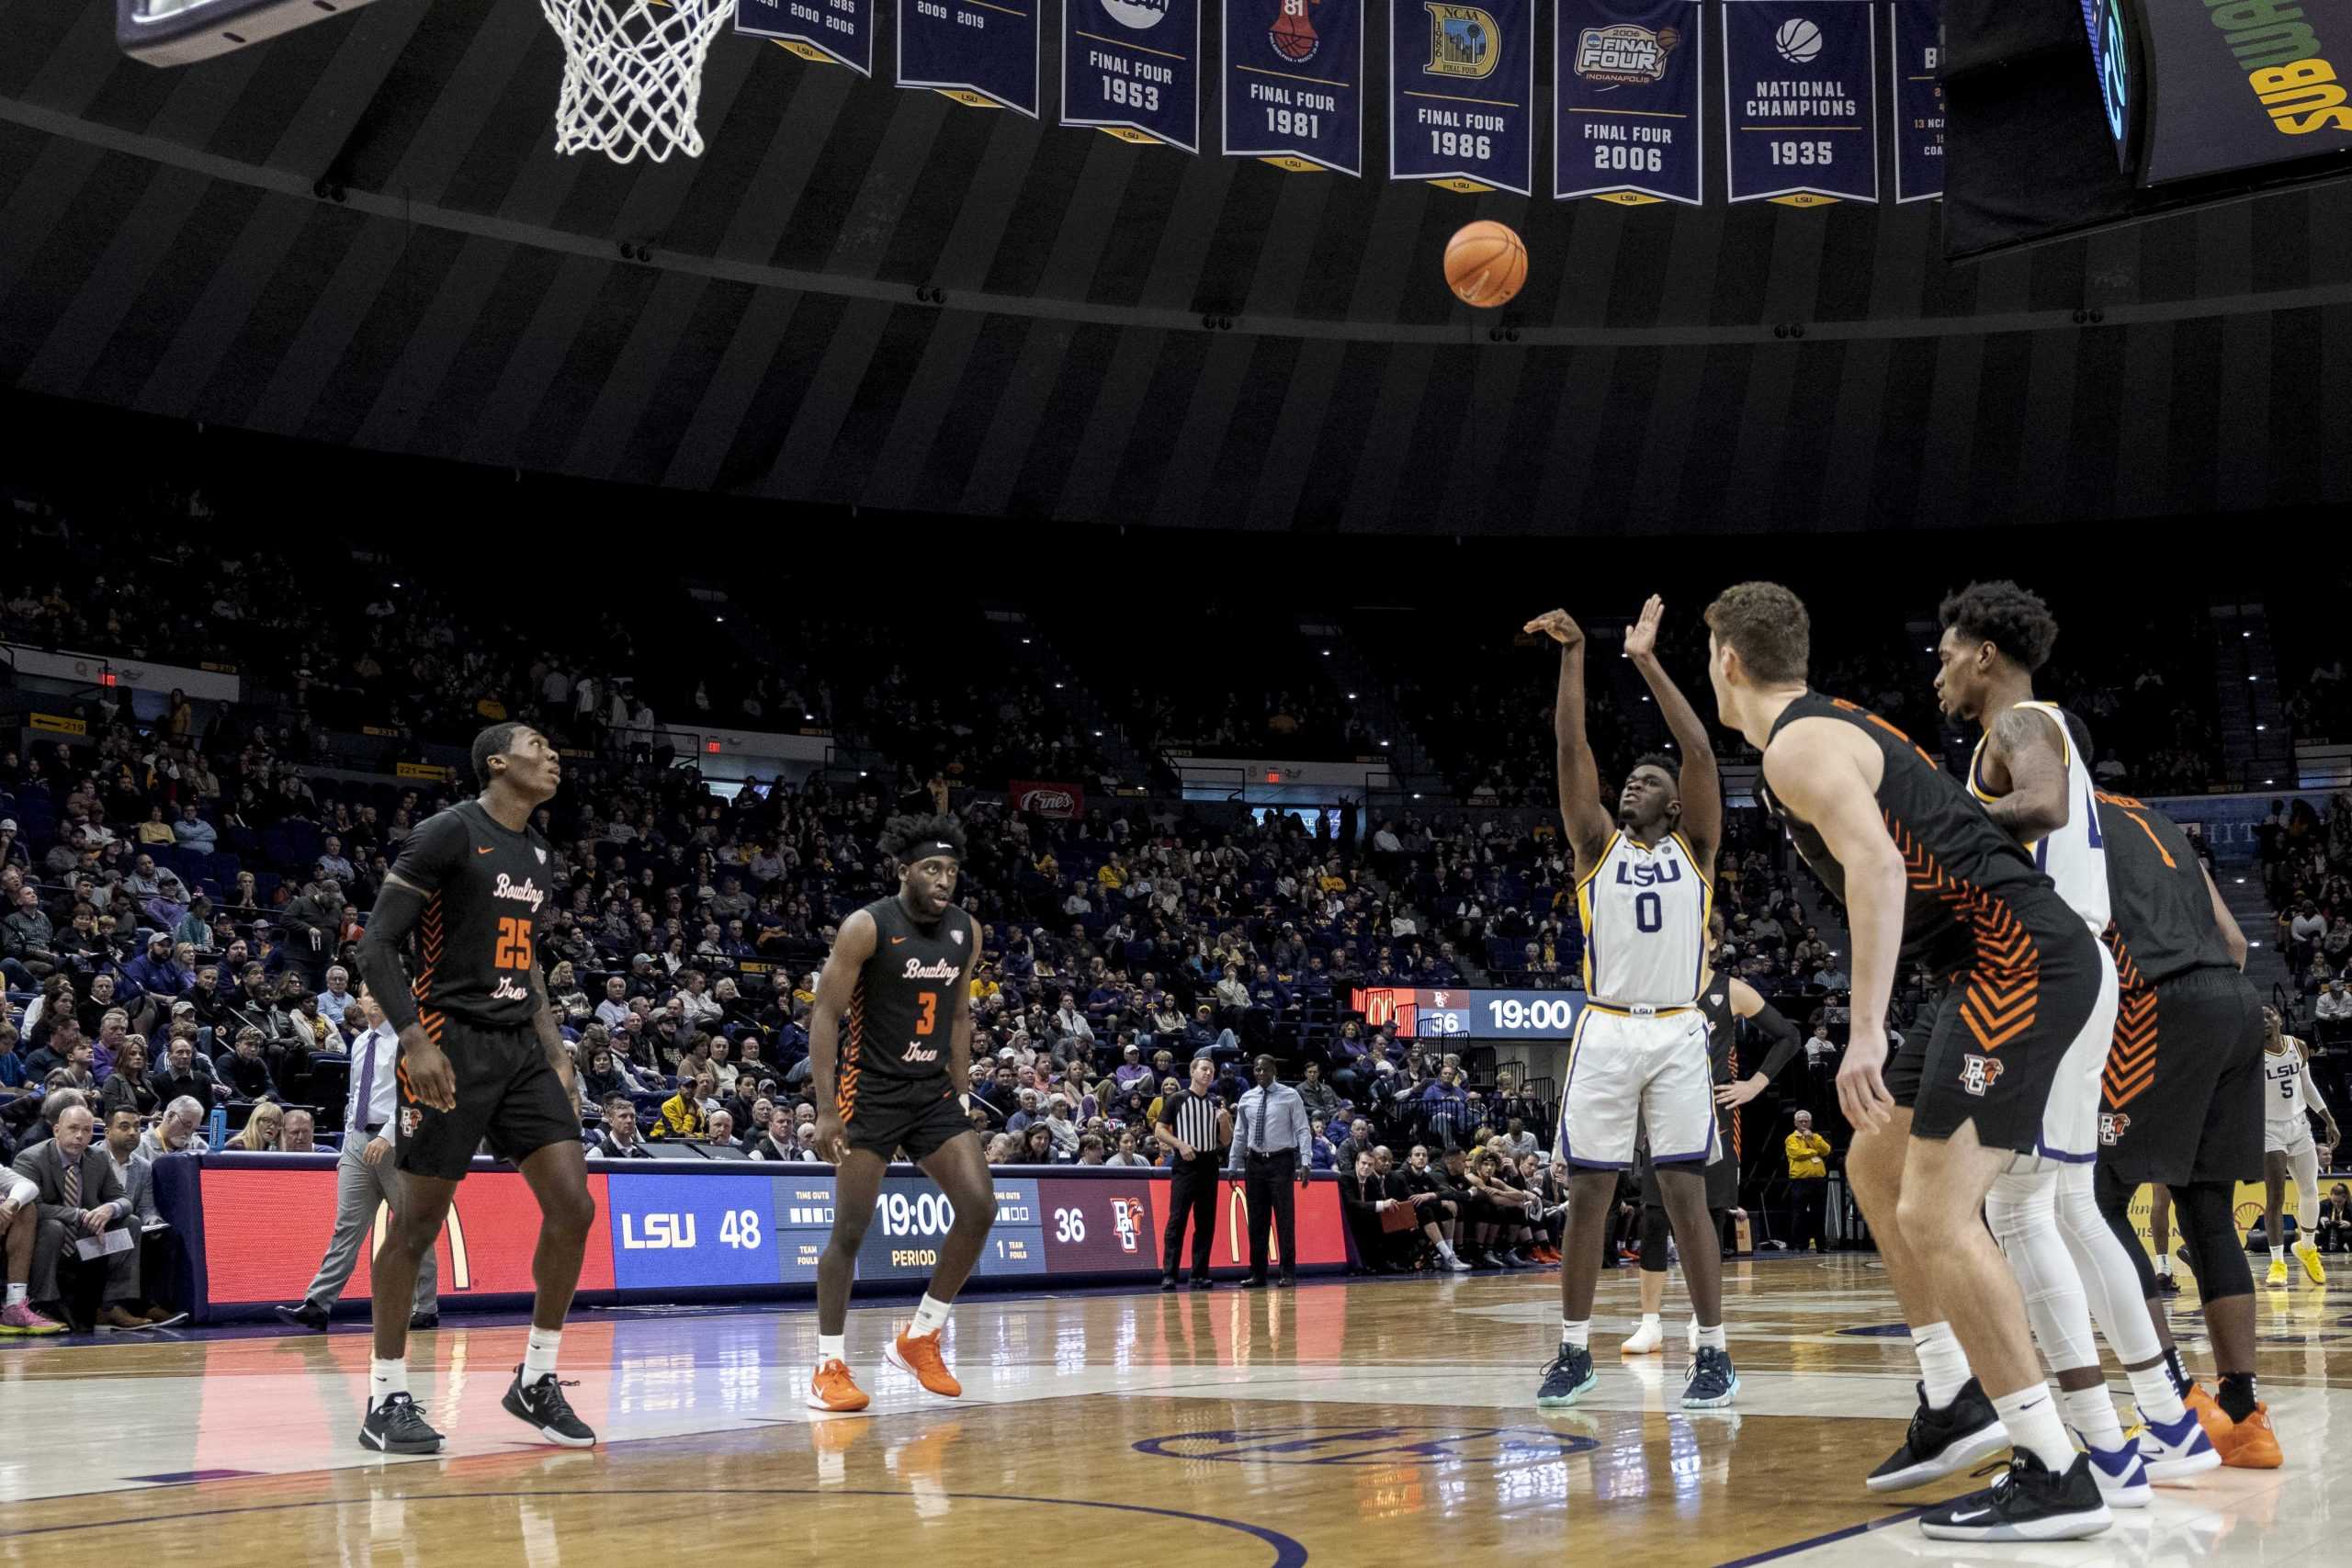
1424, 2, 1499, 77
1575, 21, 1676, 84
1272, 0, 1319, 59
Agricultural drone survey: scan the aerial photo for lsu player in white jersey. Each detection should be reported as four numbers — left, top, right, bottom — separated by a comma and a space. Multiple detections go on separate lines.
2260, 1006, 2340, 1286
1523, 596, 1736, 1413
1928, 581, 2215, 1508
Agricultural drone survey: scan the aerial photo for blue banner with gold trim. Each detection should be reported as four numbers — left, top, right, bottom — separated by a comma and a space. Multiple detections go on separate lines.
899, 0, 1041, 116
1387, 0, 1534, 195
1721, 0, 1877, 205
1554, 0, 1703, 205
1888, 0, 1942, 202
737, 0, 876, 75
1065, 0, 1201, 149
1222, 0, 1364, 174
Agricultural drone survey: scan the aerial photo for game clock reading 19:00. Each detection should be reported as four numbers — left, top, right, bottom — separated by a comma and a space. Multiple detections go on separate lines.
1486, 996, 1581, 1032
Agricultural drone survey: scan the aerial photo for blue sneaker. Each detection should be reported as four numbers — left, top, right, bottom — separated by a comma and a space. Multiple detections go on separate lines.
2135, 1405, 2222, 1482
1682, 1346, 1739, 1410
2084, 1439, 2150, 1507
1535, 1344, 1598, 1409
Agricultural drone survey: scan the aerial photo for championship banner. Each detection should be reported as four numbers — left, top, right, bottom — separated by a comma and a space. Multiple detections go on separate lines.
1554, 0, 1703, 205
1064, 0, 1201, 148
1387, 0, 1535, 194
736, 0, 875, 74
898, 0, 1040, 115
1722, 0, 1878, 205
1887, 0, 1940, 201
1222, 0, 1365, 174
1009, 779, 1086, 818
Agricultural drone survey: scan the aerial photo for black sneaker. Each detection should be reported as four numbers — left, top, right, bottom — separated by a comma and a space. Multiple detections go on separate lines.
1160, 1276, 1177, 1292
503, 1365, 597, 1448
1866, 1378, 2012, 1493
2155, 1272, 2180, 1295
1534, 1344, 1598, 1409
274, 1302, 329, 1333
358, 1392, 444, 1454
409, 1312, 440, 1331
1918, 1450, 2114, 1541
1682, 1346, 1739, 1410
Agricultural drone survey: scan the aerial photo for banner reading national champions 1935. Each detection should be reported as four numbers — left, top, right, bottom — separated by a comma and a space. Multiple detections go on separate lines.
899, 0, 1041, 115
1388, 0, 1535, 194
1065, 0, 1201, 150
1224, 0, 1365, 175
736, 0, 876, 75
1722, 0, 1877, 205
1554, 0, 1703, 205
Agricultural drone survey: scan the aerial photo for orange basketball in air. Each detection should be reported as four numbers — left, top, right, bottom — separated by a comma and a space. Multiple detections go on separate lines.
1443, 220, 1527, 309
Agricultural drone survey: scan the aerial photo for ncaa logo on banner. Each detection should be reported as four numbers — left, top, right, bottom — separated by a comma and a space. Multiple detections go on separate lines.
1423, 3, 1498, 79
1102, 0, 1169, 27
1271, 0, 1319, 62
1575, 23, 1677, 86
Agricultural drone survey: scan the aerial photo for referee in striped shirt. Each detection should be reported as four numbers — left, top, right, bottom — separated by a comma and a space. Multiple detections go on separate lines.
1158, 1056, 1231, 1291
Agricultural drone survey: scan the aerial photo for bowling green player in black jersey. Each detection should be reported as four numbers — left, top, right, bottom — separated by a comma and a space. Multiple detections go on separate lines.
804, 814, 992, 1414
1706, 581, 2118, 1544
351, 722, 597, 1456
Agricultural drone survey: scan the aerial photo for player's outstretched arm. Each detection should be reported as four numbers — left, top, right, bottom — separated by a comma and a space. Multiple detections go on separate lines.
1981, 706, 2069, 841
949, 923, 985, 1100
807, 909, 877, 1162
1622, 593, 1722, 869
1523, 609, 1615, 873
1763, 720, 1905, 1132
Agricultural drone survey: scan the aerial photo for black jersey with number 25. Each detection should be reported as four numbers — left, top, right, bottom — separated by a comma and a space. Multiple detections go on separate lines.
386, 799, 554, 1032
850, 896, 977, 1090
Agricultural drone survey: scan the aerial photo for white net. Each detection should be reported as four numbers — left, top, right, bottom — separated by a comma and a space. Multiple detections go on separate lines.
540, 0, 738, 164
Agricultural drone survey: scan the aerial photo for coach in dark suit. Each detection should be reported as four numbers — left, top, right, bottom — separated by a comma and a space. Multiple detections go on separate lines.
11, 1096, 143, 1328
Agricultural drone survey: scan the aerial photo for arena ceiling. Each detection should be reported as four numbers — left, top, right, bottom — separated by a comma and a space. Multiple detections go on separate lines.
4, 0, 2350, 533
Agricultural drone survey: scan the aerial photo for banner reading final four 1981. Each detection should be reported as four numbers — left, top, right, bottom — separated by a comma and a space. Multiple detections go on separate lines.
1223, 0, 1364, 175
1388, 0, 1535, 195
1721, 0, 1877, 206
1065, 0, 1201, 151
898, 0, 1041, 116
1554, 0, 1703, 205
1889, 0, 1943, 202
736, 0, 875, 75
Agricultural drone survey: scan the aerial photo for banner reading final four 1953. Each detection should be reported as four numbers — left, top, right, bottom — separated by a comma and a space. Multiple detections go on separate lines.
1554, 0, 1703, 205
736, 0, 875, 75
1223, 0, 1364, 175
1065, 0, 1201, 150
1388, 0, 1535, 195
1721, 0, 1877, 206
898, 0, 1041, 116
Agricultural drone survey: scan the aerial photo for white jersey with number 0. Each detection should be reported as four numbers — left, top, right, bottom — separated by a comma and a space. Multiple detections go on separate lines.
1969, 699, 2110, 936
1577, 830, 1712, 1008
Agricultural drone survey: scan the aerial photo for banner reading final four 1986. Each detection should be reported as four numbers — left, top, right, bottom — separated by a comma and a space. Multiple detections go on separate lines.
899, 0, 1041, 116
1722, 0, 1877, 206
736, 0, 875, 75
1223, 0, 1364, 175
1554, 0, 1703, 205
1889, 0, 1942, 202
1065, 0, 1201, 151
1388, 0, 1535, 195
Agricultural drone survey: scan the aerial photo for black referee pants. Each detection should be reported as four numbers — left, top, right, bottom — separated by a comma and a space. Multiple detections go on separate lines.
1163, 1152, 1221, 1279
1244, 1150, 1299, 1282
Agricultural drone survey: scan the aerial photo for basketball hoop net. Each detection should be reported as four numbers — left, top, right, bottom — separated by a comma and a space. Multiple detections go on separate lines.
539, 0, 737, 164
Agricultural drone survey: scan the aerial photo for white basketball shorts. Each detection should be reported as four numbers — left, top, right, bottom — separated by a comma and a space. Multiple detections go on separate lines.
1558, 1006, 1715, 1169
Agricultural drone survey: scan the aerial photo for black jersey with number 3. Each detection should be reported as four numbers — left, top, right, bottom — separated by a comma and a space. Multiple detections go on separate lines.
385, 799, 554, 1032
848, 896, 977, 1095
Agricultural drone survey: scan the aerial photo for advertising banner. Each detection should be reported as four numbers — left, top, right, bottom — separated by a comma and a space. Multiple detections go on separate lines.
1009, 779, 1086, 818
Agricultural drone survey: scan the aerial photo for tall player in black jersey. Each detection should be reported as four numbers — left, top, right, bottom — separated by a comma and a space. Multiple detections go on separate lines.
1705, 582, 2115, 1543
804, 816, 992, 1414
351, 723, 596, 1455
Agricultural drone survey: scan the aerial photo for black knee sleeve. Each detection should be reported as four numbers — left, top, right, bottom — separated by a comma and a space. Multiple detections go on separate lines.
1640, 1203, 1670, 1273
2172, 1179, 2254, 1301
2092, 1162, 2161, 1301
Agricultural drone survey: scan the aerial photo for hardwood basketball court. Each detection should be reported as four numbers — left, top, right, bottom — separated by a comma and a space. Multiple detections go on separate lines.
3, 1257, 2346, 1566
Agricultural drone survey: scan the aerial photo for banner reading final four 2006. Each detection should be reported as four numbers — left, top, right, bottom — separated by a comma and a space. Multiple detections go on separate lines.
1065, 0, 1200, 150
1554, 0, 1702, 205
899, 0, 1040, 116
1223, 0, 1364, 175
736, 0, 875, 75
1721, 0, 1877, 205
1388, 0, 1534, 194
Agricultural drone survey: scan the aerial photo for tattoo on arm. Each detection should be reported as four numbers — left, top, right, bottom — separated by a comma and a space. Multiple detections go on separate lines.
1984, 706, 2070, 840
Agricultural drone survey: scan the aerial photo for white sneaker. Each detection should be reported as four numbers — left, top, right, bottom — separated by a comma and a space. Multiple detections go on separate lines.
1622, 1317, 1663, 1355
1442, 1250, 1473, 1273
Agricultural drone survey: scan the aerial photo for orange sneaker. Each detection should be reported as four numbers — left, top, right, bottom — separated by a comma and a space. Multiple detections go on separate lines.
2183, 1382, 2234, 1450
2212, 1402, 2283, 1469
808, 1357, 871, 1413
887, 1326, 963, 1398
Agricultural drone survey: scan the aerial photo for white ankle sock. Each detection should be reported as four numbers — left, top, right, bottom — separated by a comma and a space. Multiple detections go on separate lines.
370, 1357, 408, 1407
1638, 1313, 1661, 1329
910, 1293, 952, 1337
2154, 1254, 2172, 1277
1695, 1321, 1727, 1352
5, 1282, 25, 1308
1911, 1322, 1973, 1409
2060, 1384, 2126, 1452
1993, 1385, 2077, 1472
523, 1326, 561, 1381
1560, 1317, 1589, 1349
818, 1333, 847, 1367
2125, 1362, 2188, 1427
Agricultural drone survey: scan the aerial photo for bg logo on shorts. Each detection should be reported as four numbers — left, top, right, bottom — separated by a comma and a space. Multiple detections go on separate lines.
1960, 1055, 2005, 1097
2098, 1112, 2131, 1145
401, 1106, 421, 1136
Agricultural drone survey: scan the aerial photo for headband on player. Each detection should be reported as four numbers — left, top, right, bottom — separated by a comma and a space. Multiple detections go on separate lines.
902, 840, 960, 864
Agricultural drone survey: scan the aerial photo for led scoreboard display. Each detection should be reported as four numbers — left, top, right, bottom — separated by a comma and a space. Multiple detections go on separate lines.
1354, 987, 1586, 1039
